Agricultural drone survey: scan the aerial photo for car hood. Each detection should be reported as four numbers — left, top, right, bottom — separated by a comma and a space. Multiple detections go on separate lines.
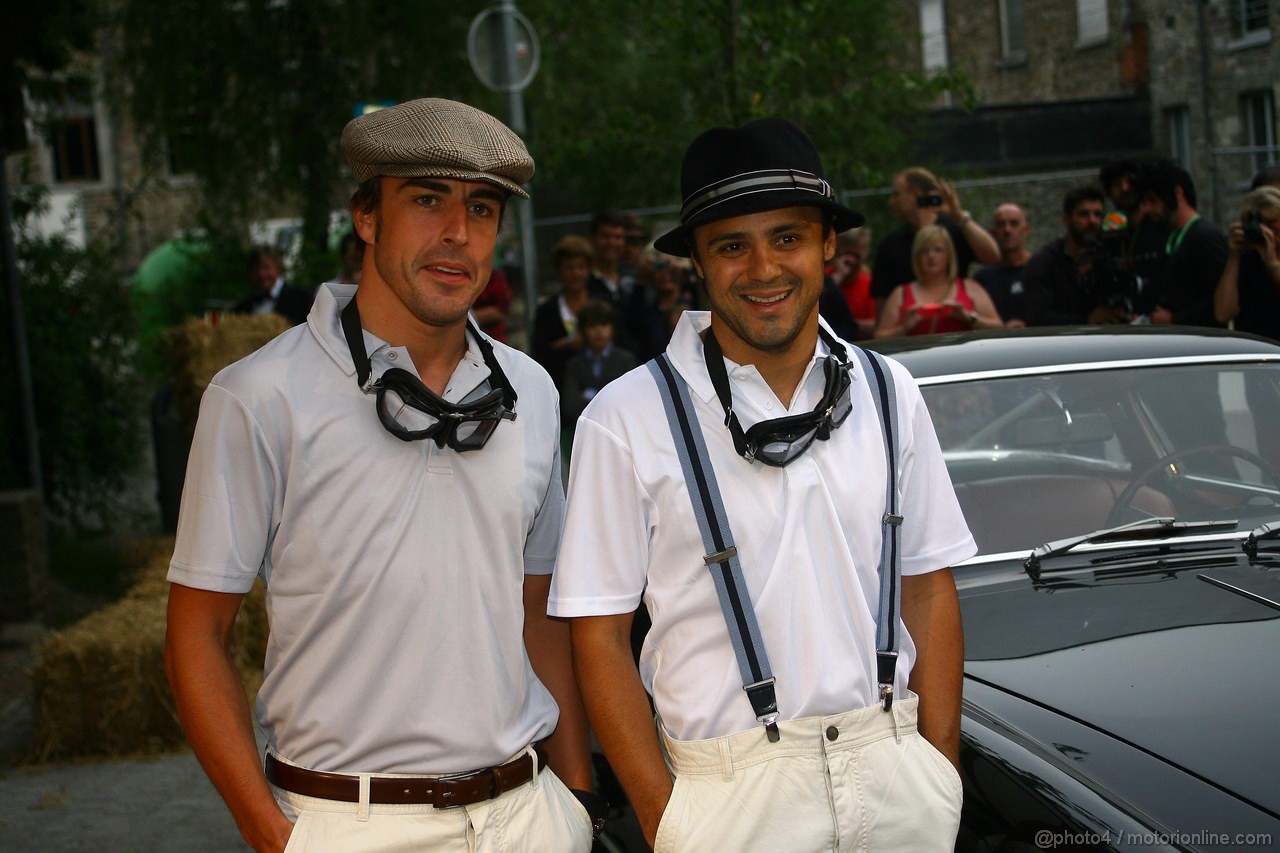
961, 553, 1280, 819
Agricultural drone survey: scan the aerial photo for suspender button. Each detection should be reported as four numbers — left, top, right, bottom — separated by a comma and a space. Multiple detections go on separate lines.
825, 726, 839, 742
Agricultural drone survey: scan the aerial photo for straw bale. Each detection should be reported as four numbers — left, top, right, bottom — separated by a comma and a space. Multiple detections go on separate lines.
117, 535, 176, 596
30, 538, 267, 762
117, 535, 177, 576
164, 312, 290, 432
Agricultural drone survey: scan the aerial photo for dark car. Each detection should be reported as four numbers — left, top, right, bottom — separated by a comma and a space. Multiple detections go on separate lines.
870, 327, 1280, 852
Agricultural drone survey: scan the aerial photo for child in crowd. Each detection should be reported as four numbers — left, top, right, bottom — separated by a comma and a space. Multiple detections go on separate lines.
560, 300, 637, 458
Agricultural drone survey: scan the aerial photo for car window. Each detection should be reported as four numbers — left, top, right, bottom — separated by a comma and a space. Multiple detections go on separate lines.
921, 363, 1280, 557
1135, 367, 1280, 486
924, 374, 1121, 462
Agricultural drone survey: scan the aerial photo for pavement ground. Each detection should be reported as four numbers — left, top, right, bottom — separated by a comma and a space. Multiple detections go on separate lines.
0, 621, 645, 852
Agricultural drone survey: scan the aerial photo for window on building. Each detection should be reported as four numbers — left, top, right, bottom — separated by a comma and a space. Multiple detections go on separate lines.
1242, 90, 1277, 174
1076, 0, 1109, 45
919, 0, 948, 72
1166, 106, 1190, 168
166, 130, 200, 177
48, 113, 101, 183
1229, 0, 1271, 45
999, 0, 1026, 59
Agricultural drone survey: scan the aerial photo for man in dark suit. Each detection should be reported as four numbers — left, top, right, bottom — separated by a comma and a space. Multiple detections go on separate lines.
232, 244, 315, 326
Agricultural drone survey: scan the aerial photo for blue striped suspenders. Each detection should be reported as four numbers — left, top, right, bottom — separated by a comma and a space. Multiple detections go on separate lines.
647, 346, 902, 742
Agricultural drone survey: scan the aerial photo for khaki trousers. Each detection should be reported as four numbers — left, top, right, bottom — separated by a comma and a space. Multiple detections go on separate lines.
654, 693, 962, 852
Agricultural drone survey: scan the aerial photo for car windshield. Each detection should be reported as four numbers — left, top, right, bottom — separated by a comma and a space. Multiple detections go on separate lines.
921, 361, 1280, 556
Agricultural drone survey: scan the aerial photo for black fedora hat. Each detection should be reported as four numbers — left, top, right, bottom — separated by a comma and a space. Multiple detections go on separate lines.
653, 118, 864, 258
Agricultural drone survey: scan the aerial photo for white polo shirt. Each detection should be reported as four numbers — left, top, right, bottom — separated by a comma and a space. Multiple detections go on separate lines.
169, 283, 565, 774
549, 311, 975, 741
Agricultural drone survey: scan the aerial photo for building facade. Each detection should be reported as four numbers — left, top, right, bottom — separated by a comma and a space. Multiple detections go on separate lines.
901, 0, 1277, 226
4, 45, 204, 270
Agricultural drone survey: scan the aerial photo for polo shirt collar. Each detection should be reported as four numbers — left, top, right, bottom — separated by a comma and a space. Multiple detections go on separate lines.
665, 310, 861, 407
309, 282, 492, 402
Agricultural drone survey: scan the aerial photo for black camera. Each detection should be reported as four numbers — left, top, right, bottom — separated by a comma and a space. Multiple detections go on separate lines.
1079, 230, 1139, 311
1242, 211, 1267, 246
917, 193, 944, 209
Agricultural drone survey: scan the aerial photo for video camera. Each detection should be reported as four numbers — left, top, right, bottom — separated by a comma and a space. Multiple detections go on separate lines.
1078, 229, 1140, 312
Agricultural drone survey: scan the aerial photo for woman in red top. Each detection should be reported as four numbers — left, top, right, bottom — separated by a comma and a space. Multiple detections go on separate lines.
874, 224, 1003, 338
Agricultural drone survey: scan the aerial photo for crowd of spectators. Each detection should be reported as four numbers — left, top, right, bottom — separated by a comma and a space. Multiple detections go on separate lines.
231, 159, 1280, 397
854, 159, 1277, 341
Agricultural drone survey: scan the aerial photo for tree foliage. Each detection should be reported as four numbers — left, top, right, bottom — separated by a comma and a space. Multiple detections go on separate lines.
108, 0, 961, 246
110, 0, 503, 277
522, 0, 962, 209
0, 182, 146, 530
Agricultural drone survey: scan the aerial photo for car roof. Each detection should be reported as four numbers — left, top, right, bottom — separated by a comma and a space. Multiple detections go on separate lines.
866, 326, 1280, 380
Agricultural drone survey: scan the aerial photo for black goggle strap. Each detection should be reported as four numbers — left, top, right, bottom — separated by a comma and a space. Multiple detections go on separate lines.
701, 328, 753, 460
703, 326, 852, 463
649, 354, 780, 742
341, 295, 517, 412
468, 318, 519, 412
850, 345, 903, 711
341, 295, 375, 389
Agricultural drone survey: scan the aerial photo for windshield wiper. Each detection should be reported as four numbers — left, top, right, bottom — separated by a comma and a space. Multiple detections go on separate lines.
1024, 517, 1240, 580
1243, 521, 1280, 558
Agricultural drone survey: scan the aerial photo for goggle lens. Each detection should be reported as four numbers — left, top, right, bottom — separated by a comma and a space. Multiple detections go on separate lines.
375, 370, 513, 450
741, 357, 852, 467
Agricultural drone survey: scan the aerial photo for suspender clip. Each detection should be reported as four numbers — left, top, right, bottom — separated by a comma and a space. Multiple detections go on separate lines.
877, 651, 898, 711
762, 717, 781, 742
703, 546, 738, 566
745, 678, 781, 742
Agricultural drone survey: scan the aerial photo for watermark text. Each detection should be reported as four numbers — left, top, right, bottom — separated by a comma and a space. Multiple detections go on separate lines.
1034, 829, 1273, 848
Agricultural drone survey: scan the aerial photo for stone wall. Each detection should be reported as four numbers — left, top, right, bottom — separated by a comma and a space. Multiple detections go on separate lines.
898, 0, 1277, 224
1146, 0, 1280, 222
897, 0, 1145, 106
944, 0, 1145, 106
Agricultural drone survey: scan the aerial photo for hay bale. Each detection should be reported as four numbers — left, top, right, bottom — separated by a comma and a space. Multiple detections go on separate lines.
164, 312, 290, 433
30, 537, 267, 762
117, 535, 177, 597
31, 594, 182, 760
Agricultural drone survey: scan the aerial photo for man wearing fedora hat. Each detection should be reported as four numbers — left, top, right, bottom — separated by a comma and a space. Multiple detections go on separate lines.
165, 99, 596, 852
551, 118, 974, 850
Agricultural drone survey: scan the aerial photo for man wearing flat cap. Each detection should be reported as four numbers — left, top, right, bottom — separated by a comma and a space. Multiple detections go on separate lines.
551, 118, 974, 850
165, 98, 596, 852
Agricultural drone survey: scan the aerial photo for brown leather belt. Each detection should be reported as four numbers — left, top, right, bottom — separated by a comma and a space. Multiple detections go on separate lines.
264, 743, 548, 807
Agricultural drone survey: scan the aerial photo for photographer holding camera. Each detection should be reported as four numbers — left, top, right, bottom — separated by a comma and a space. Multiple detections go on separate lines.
1025, 186, 1135, 326
1099, 159, 1168, 317
1137, 159, 1227, 328
1214, 186, 1280, 340
872, 166, 999, 317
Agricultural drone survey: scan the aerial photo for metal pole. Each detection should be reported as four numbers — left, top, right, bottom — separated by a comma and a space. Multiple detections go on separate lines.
0, 142, 44, 501
1196, 0, 1220, 223
498, 1, 539, 348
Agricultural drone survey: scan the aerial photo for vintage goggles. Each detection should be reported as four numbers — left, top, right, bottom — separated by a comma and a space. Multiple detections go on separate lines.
704, 326, 853, 467
341, 298, 516, 450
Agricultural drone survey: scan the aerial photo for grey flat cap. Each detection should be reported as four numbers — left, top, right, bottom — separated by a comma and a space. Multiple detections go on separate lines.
341, 98, 533, 199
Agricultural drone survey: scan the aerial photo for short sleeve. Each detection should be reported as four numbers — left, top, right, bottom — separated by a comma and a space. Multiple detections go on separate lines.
168, 383, 280, 593
548, 417, 652, 617
523, 427, 566, 576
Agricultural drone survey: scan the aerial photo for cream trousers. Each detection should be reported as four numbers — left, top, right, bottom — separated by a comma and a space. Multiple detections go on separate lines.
654, 692, 962, 852
271, 750, 592, 853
